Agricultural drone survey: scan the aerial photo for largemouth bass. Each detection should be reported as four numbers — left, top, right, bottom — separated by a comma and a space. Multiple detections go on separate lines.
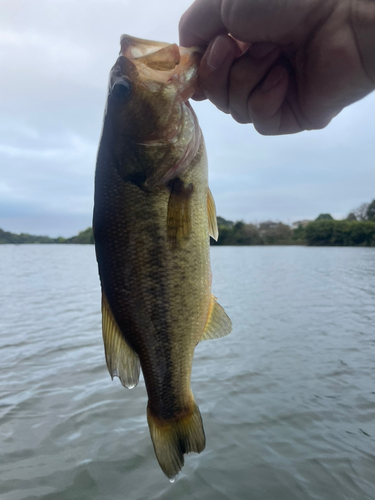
93, 35, 232, 480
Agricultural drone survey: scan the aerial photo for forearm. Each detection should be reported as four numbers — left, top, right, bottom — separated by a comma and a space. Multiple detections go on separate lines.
351, 0, 375, 83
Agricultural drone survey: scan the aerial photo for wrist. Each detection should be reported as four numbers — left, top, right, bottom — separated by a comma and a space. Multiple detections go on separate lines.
351, 0, 375, 84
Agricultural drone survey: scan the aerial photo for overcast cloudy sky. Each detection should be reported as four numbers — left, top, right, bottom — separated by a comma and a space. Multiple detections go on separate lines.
1, 0, 374, 237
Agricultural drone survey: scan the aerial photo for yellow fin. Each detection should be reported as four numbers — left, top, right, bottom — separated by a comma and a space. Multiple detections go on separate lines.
207, 188, 218, 241
147, 402, 205, 480
167, 178, 193, 250
201, 295, 232, 341
102, 292, 140, 389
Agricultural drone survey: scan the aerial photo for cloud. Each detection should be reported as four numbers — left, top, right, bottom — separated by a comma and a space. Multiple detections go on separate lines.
0, 0, 374, 236
199, 94, 375, 223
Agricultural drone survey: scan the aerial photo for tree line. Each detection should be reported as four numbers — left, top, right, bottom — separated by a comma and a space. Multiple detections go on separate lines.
1, 200, 374, 246
0, 227, 94, 245
213, 199, 375, 246
211, 218, 375, 247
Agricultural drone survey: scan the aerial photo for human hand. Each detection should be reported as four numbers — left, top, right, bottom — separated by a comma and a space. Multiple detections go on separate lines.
179, 0, 375, 135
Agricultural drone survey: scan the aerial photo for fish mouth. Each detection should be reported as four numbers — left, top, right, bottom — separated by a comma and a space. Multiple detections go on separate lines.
120, 35, 203, 102
120, 35, 203, 187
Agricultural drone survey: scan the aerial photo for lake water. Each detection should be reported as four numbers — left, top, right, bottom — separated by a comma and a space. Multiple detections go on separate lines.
1, 245, 374, 500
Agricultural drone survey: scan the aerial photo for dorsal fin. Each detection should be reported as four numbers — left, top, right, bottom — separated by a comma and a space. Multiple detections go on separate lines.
102, 292, 140, 389
201, 295, 232, 341
207, 188, 218, 241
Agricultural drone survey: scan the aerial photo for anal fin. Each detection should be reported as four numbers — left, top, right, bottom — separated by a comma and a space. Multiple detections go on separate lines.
201, 295, 232, 341
102, 292, 140, 389
207, 188, 218, 241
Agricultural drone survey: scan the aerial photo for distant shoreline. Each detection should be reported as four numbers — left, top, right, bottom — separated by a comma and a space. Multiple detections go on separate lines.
1, 218, 375, 247
3, 243, 375, 248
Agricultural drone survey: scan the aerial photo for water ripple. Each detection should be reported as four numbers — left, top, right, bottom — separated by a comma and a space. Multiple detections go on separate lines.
0, 245, 375, 500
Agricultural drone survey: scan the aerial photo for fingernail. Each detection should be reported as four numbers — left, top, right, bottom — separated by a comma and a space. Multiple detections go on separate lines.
207, 36, 232, 70
262, 67, 284, 92
249, 42, 279, 60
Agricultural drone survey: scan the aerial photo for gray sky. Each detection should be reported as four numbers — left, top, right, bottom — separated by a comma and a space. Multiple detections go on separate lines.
1, 0, 374, 237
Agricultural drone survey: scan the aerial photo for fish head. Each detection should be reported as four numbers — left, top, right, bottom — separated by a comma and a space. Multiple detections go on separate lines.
105, 35, 203, 188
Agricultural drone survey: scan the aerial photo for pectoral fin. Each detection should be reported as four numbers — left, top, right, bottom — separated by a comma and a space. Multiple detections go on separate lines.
201, 295, 232, 341
207, 188, 218, 241
167, 178, 193, 250
102, 292, 140, 389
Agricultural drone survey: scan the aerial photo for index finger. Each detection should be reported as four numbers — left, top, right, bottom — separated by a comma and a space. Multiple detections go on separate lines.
179, 0, 226, 47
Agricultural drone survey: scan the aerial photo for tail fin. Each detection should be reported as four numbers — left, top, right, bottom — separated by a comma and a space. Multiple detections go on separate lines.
147, 403, 206, 480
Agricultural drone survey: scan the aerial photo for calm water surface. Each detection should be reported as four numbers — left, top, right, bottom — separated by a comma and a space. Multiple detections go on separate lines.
0, 245, 374, 500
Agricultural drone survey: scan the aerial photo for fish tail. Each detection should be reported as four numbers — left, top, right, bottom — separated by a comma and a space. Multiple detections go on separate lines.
147, 401, 205, 480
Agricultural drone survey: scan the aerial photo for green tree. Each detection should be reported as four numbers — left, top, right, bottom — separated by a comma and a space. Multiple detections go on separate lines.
346, 212, 357, 221
366, 200, 375, 221
292, 224, 306, 243
305, 221, 335, 245
305, 220, 375, 246
315, 213, 334, 221
213, 220, 263, 245
67, 227, 94, 244
216, 216, 233, 227
353, 202, 369, 221
260, 222, 293, 244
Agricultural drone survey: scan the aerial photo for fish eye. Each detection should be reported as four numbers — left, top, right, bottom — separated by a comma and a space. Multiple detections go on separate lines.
110, 78, 133, 102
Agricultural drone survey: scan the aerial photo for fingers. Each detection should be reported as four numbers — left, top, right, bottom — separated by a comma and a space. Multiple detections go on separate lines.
199, 39, 287, 127
198, 35, 239, 111
191, 84, 207, 101
199, 39, 304, 134
247, 66, 290, 134
227, 48, 282, 123
179, 0, 226, 47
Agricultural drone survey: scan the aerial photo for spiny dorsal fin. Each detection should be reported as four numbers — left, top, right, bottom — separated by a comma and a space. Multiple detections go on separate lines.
147, 401, 205, 480
207, 188, 218, 241
102, 292, 140, 389
167, 178, 193, 250
201, 295, 232, 341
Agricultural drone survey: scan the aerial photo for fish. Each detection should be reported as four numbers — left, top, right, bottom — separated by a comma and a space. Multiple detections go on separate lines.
93, 35, 232, 480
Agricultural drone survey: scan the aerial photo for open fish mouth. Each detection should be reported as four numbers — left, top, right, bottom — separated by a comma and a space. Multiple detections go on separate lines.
121, 35, 182, 71
120, 34, 203, 102
118, 35, 204, 187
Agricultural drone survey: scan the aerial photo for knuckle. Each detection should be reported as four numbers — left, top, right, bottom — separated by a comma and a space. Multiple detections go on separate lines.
310, 115, 334, 130
216, 102, 230, 114
202, 84, 229, 112
199, 79, 229, 111
247, 96, 265, 119
248, 92, 279, 121
229, 99, 252, 124
301, 110, 334, 131
248, 101, 281, 134
253, 120, 278, 136
232, 112, 251, 124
